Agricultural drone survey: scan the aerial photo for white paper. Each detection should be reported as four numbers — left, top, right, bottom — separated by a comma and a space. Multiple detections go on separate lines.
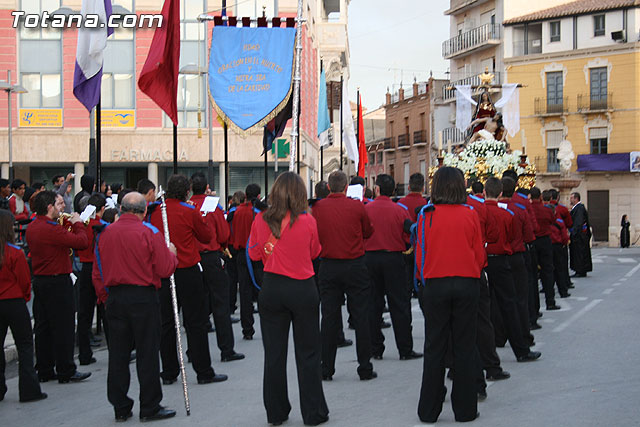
111, 194, 119, 205
497, 202, 508, 210
200, 196, 220, 213
80, 204, 96, 222
347, 184, 363, 201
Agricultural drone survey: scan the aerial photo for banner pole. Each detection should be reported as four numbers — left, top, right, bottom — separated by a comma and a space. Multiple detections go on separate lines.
224, 122, 229, 205
288, 0, 303, 172
96, 100, 102, 190
340, 75, 343, 171
173, 124, 178, 174
264, 150, 268, 198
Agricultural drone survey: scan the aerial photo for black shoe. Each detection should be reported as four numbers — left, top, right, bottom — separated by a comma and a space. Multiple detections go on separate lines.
383, 306, 389, 313
129, 352, 137, 363
495, 341, 506, 348
546, 304, 561, 310
115, 411, 133, 422
486, 371, 510, 381
400, 351, 423, 360
20, 392, 48, 403
530, 322, 542, 330
162, 377, 177, 385
537, 312, 543, 318
517, 351, 542, 362
221, 352, 245, 362
253, 306, 259, 314
359, 371, 378, 381
38, 373, 57, 383
270, 416, 289, 426
79, 357, 97, 366
446, 369, 454, 380
58, 371, 91, 383
568, 284, 575, 289
207, 325, 216, 333
140, 407, 176, 422
197, 374, 228, 384
322, 374, 333, 381
90, 339, 101, 348
230, 316, 240, 324
337, 338, 353, 348
560, 293, 571, 298
243, 334, 253, 340
380, 320, 391, 329
571, 273, 587, 278
477, 390, 487, 401
372, 354, 383, 360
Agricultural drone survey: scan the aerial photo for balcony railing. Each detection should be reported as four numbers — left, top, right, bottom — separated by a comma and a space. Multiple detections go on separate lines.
577, 93, 613, 112
442, 127, 467, 148
397, 133, 410, 148
534, 97, 568, 115
383, 137, 395, 151
442, 72, 502, 101
442, 23, 501, 59
413, 130, 427, 145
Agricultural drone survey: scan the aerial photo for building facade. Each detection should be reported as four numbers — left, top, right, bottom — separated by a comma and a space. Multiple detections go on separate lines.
503, 0, 640, 246
0, 0, 350, 200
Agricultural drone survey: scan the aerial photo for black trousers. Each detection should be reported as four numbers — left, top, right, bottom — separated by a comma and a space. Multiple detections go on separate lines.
553, 244, 570, 297
77, 261, 97, 363
159, 265, 215, 381
226, 248, 239, 312
365, 251, 414, 357
237, 250, 261, 337
319, 257, 373, 377
525, 247, 541, 324
509, 253, 533, 346
534, 236, 556, 307
476, 271, 502, 377
0, 299, 42, 401
259, 273, 329, 425
313, 259, 345, 343
418, 277, 479, 423
33, 275, 77, 380
200, 251, 235, 357
486, 256, 530, 359
106, 286, 162, 418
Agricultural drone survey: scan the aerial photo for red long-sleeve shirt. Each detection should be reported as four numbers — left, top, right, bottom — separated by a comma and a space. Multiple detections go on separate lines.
551, 201, 573, 229
312, 193, 374, 259
190, 194, 230, 252
500, 198, 532, 253
364, 196, 410, 252
484, 200, 514, 256
248, 212, 321, 280
509, 199, 536, 244
9, 196, 29, 222
77, 217, 107, 263
397, 193, 427, 222
466, 195, 499, 245
26, 215, 89, 275
93, 214, 178, 294
551, 215, 570, 246
0, 243, 31, 301
149, 199, 212, 268
530, 200, 556, 238
513, 192, 539, 236
229, 202, 259, 249
414, 204, 485, 279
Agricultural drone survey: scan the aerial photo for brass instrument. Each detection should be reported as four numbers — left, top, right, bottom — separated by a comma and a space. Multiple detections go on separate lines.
57, 213, 91, 226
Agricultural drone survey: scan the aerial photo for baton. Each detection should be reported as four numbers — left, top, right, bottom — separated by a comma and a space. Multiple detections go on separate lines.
159, 187, 191, 416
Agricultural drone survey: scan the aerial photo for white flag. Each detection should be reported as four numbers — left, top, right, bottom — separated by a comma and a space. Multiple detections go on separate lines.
455, 85, 477, 132
342, 81, 359, 172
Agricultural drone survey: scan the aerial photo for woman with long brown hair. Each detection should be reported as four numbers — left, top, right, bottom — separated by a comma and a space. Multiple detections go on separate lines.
248, 172, 329, 426
0, 210, 47, 403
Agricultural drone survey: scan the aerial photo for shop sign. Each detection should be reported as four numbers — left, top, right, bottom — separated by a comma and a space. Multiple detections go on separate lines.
19, 109, 63, 127
101, 110, 135, 127
110, 149, 188, 162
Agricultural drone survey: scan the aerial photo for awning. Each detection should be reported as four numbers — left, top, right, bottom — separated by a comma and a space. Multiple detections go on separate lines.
576, 153, 630, 172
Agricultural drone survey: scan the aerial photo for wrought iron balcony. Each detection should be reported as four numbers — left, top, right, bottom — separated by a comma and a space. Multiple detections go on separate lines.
442, 127, 467, 148
442, 23, 501, 59
534, 97, 568, 116
577, 93, 613, 112
413, 130, 427, 146
442, 72, 502, 101
383, 137, 395, 151
397, 133, 410, 149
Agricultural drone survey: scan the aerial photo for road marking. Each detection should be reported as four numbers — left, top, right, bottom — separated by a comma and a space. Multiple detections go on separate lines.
567, 296, 588, 301
541, 318, 556, 324
612, 282, 622, 287
592, 258, 604, 263
553, 299, 602, 333
625, 263, 640, 278
620, 278, 628, 282
602, 288, 614, 295
618, 258, 636, 263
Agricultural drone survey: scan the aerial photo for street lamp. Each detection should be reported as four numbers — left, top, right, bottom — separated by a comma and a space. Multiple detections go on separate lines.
0, 70, 28, 181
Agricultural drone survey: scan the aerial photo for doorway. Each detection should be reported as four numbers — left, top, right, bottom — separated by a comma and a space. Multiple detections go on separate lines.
587, 190, 609, 241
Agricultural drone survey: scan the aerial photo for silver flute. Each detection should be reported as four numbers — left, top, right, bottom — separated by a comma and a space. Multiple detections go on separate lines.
159, 187, 191, 416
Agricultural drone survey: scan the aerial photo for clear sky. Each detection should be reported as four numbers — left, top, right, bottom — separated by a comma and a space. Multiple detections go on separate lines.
347, 0, 451, 110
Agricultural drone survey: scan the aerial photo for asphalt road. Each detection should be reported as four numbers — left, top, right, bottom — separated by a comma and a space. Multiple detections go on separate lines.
2, 247, 639, 426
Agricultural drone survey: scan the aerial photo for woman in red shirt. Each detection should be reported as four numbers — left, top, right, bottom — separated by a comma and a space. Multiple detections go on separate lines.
414, 167, 484, 423
248, 172, 329, 426
0, 210, 47, 403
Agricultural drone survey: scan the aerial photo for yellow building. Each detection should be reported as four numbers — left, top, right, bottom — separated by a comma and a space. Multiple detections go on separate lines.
503, 0, 640, 246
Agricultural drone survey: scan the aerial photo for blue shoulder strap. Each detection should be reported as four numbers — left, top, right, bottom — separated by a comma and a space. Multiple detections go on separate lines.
397, 202, 408, 211
6, 242, 20, 250
469, 194, 485, 203
556, 218, 564, 224
505, 208, 514, 216
179, 201, 195, 210
462, 204, 475, 210
142, 222, 159, 234
94, 232, 105, 283
514, 202, 526, 210
245, 236, 261, 290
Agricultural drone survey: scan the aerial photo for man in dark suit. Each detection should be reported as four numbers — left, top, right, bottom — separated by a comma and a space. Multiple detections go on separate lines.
569, 192, 593, 278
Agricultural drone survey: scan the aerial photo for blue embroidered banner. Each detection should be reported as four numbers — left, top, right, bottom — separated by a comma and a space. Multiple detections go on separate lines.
208, 26, 296, 135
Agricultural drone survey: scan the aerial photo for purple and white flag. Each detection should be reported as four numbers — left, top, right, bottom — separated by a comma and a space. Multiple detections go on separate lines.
73, 0, 113, 112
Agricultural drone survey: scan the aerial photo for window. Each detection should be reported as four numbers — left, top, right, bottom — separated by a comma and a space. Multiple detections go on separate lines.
377, 151, 383, 164
420, 160, 426, 178
102, 6, 135, 110
589, 67, 607, 109
594, 14, 605, 37
546, 72, 563, 113
590, 128, 608, 154
20, 0, 61, 40
546, 130, 562, 172
368, 153, 375, 165
550, 21, 561, 42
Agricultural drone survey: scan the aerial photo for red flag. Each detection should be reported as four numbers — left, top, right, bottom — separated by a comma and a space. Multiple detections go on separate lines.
138, 0, 180, 125
357, 93, 367, 178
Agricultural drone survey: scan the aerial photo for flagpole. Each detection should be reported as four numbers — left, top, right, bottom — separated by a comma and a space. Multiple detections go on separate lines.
339, 75, 343, 171
320, 61, 324, 180
357, 89, 361, 179
264, 150, 268, 198
96, 100, 102, 190
172, 124, 178, 174
224, 122, 229, 205
288, 0, 303, 172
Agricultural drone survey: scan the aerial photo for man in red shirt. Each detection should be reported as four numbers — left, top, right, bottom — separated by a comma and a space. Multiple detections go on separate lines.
546, 190, 571, 298
149, 174, 226, 385
550, 189, 573, 290
530, 187, 560, 310
95, 192, 178, 422
227, 183, 265, 340
312, 171, 377, 381
483, 178, 540, 363
26, 191, 90, 383
365, 174, 421, 361
189, 173, 244, 363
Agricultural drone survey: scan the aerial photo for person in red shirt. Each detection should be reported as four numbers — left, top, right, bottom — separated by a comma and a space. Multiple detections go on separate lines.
227, 183, 265, 340
530, 187, 560, 310
483, 178, 541, 364
312, 170, 376, 381
8, 179, 29, 222
76, 193, 108, 366
94, 192, 178, 422
149, 174, 226, 385
189, 172, 244, 363
248, 172, 329, 426
365, 174, 421, 361
26, 191, 90, 384
550, 189, 573, 291
413, 167, 484, 423
0, 210, 47, 403
546, 190, 571, 299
